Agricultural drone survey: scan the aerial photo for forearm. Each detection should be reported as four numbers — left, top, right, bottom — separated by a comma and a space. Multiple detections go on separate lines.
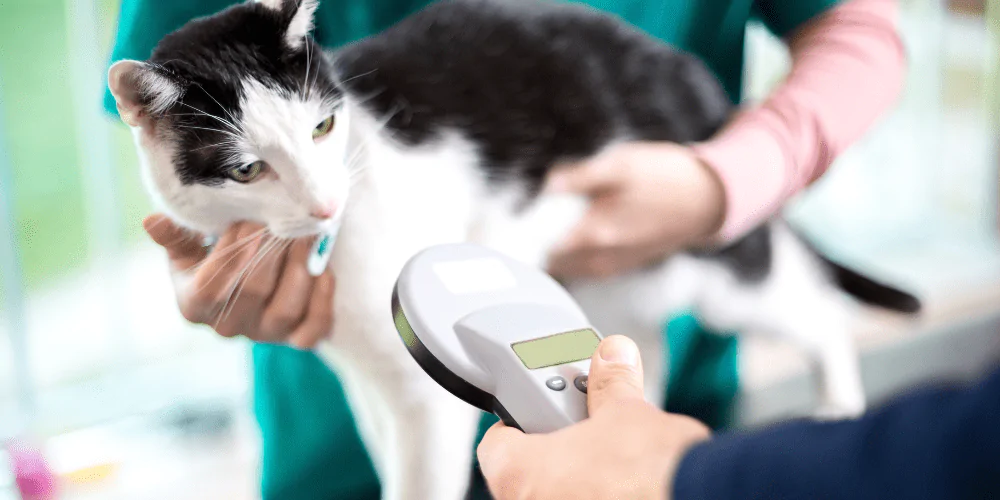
692, 0, 906, 241
672, 366, 1000, 500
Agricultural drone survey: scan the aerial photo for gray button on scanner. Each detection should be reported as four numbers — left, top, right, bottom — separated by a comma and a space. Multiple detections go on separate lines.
574, 374, 588, 393
546, 376, 566, 391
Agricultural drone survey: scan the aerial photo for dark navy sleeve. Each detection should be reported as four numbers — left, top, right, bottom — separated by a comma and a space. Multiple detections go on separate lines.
672, 365, 1000, 500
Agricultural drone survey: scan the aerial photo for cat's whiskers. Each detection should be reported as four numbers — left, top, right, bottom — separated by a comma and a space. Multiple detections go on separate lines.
346, 153, 371, 188
213, 235, 280, 327
176, 124, 243, 140
173, 117, 243, 139
302, 36, 313, 100
173, 102, 243, 135
186, 230, 268, 274
187, 228, 268, 286
191, 82, 242, 129
347, 163, 372, 189
344, 141, 370, 172
192, 138, 242, 152
334, 69, 378, 91
218, 149, 251, 169
215, 236, 291, 327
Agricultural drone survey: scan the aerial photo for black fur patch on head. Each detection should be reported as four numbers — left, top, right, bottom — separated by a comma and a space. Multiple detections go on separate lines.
147, 0, 341, 185
333, 0, 731, 192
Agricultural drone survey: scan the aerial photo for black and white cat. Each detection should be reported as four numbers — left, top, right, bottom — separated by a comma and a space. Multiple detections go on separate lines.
107, 0, 920, 498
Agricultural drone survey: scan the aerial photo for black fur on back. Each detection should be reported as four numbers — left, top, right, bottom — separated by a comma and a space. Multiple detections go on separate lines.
333, 0, 732, 191
147, 1, 342, 185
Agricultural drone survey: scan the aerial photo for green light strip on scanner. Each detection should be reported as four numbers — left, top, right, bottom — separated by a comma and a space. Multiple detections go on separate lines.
394, 306, 419, 349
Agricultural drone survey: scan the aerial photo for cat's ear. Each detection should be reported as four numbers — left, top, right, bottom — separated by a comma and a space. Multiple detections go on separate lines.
255, 0, 318, 49
285, 0, 319, 49
107, 60, 183, 128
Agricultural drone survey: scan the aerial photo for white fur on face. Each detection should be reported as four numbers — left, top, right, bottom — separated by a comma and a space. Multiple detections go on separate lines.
237, 79, 351, 236
134, 78, 351, 239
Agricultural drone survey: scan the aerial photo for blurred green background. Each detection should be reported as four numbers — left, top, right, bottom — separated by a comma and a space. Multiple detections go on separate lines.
1, 0, 148, 289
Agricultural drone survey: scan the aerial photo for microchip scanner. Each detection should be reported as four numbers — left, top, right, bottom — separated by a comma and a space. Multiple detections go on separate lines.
392, 243, 602, 433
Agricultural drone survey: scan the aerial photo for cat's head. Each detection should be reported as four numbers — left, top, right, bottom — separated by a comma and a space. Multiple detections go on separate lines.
108, 0, 351, 238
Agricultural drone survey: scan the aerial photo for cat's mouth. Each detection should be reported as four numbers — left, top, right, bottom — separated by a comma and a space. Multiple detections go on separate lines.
270, 218, 341, 240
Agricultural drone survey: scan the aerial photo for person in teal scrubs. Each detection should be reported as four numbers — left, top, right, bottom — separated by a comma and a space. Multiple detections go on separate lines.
105, 1, 842, 498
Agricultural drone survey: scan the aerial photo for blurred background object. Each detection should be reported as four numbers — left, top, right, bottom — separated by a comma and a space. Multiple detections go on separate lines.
1, 0, 1000, 498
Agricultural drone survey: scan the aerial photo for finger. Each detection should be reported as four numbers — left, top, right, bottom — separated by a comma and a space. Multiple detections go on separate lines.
477, 421, 530, 495
143, 214, 207, 270
259, 238, 317, 340
550, 237, 662, 280
214, 236, 290, 339
547, 248, 618, 281
546, 250, 590, 280
548, 199, 618, 257
587, 335, 645, 416
288, 269, 335, 349
545, 155, 620, 195
184, 223, 264, 324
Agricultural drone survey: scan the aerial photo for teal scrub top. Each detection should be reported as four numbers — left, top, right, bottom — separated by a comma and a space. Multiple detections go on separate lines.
103, 1, 840, 498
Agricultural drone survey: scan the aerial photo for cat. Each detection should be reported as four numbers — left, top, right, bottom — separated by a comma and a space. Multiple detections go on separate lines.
107, 0, 921, 498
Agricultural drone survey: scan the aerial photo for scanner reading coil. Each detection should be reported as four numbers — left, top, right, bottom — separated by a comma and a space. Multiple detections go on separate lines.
392, 243, 599, 433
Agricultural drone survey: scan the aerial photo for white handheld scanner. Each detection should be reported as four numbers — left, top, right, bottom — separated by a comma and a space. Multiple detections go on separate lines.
392, 243, 601, 433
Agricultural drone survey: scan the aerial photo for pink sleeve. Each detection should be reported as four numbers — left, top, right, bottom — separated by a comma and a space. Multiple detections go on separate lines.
690, 0, 906, 242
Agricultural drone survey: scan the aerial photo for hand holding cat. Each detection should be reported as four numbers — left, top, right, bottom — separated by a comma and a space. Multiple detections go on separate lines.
545, 142, 726, 279
477, 335, 711, 500
142, 214, 335, 349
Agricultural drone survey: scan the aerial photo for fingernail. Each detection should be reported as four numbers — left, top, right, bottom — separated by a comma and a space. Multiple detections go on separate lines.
599, 335, 639, 367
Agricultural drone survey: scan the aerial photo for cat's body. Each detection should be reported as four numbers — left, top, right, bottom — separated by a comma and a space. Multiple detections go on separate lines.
108, 0, 921, 498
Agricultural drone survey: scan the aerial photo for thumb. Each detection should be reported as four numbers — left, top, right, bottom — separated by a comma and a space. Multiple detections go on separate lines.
546, 156, 619, 195
587, 335, 645, 416
476, 421, 531, 490
143, 214, 208, 271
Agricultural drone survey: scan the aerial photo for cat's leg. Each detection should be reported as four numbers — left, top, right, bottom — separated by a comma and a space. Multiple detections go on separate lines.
699, 285, 866, 419
737, 291, 866, 419
321, 250, 482, 498
805, 315, 867, 420
382, 382, 482, 500
322, 331, 482, 500
692, 226, 867, 420
319, 350, 395, 496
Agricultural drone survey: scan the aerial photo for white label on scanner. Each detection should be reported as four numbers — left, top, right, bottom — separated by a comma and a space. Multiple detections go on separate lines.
433, 257, 517, 295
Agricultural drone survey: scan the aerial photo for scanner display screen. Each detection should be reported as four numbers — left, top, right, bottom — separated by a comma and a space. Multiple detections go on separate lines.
511, 329, 600, 370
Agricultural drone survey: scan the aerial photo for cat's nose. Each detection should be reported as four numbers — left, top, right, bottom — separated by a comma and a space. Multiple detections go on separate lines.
309, 199, 338, 220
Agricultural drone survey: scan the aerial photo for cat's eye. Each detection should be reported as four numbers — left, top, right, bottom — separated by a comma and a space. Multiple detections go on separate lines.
227, 161, 266, 183
312, 115, 335, 140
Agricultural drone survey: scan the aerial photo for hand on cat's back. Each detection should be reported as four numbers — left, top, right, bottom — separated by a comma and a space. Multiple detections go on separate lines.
545, 142, 726, 280
142, 214, 335, 349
